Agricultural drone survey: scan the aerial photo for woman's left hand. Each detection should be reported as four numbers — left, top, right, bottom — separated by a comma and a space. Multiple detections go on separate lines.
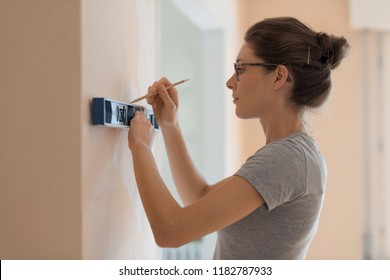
128, 111, 155, 151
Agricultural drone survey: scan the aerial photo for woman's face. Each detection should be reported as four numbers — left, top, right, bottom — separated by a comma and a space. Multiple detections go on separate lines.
226, 43, 278, 120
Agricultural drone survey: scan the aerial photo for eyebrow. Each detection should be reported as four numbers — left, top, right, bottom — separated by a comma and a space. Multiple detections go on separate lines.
236, 58, 245, 63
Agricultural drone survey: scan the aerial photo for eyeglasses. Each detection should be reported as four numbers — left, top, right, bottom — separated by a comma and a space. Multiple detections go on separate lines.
234, 62, 278, 81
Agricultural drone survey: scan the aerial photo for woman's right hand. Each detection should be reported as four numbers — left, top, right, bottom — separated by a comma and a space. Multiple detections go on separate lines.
146, 77, 179, 128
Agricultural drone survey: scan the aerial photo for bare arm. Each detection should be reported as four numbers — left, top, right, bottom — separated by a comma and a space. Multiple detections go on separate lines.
161, 123, 210, 205
128, 113, 264, 247
146, 78, 211, 205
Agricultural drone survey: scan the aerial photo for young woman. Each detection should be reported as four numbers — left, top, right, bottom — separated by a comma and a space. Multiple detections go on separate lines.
128, 17, 349, 259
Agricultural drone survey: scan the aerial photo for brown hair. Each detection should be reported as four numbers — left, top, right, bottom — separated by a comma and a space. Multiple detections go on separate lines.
244, 17, 349, 109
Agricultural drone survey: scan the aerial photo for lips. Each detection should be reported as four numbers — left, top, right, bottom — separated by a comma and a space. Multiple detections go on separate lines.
233, 96, 239, 104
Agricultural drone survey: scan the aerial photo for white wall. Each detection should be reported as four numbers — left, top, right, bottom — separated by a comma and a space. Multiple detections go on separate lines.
350, 0, 390, 259
350, 0, 390, 31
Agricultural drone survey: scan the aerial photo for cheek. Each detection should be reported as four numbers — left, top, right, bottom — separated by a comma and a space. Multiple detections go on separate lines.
234, 94, 261, 119
235, 83, 272, 119
238, 82, 263, 105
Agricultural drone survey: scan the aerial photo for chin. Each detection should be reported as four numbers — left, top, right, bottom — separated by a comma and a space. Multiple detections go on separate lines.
235, 109, 249, 119
235, 108, 259, 120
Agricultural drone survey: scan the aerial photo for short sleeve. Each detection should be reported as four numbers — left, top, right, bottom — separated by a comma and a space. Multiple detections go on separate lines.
235, 140, 307, 211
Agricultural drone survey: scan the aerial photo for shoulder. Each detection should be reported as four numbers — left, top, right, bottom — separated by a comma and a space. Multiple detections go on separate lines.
250, 132, 311, 167
236, 132, 321, 210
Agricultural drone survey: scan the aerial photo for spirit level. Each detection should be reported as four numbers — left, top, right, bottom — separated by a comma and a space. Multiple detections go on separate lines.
92, 98, 159, 129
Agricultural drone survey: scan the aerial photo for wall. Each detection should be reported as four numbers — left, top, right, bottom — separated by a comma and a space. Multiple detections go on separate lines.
350, 0, 390, 259
236, 0, 364, 259
0, 0, 82, 259
0, 0, 160, 259
81, 0, 160, 259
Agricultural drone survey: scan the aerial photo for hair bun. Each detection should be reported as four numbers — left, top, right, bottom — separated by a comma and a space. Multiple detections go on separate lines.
317, 32, 349, 70
321, 48, 335, 65
244, 17, 350, 109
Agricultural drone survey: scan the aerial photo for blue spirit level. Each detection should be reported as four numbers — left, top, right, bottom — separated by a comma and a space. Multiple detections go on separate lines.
92, 98, 159, 129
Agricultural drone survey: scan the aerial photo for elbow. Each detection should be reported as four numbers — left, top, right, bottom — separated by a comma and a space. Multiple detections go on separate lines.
152, 217, 187, 248
155, 236, 181, 248
154, 229, 185, 248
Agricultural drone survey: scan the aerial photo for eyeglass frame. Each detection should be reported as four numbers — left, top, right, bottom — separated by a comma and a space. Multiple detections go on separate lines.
234, 62, 290, 81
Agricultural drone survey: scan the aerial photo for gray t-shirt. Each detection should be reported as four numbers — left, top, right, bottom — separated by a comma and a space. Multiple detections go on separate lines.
213, 132, 327, 260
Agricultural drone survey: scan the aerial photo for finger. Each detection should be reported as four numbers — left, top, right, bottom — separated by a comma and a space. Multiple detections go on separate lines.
146, 92, 157, 104
147, 82, 158, 96
146, 82, 161, 104
147, 86, 153, 94
159, 77, 179, 105
136, 111, 144, 119
131, 111, 138, 124
147, 78, 178, 106
158, 77, 172, 87
134, 111, 144, 121
158, 85, 175, 108
137, 111, 150, 122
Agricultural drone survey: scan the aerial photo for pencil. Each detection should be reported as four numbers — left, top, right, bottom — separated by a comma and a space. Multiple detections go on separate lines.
130, 78, 190, 104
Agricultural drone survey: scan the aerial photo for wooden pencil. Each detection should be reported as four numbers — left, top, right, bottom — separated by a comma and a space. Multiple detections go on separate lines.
130, 78, 190, 104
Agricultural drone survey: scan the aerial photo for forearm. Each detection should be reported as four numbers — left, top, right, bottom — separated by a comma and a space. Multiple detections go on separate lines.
131, 143, 182, 238
161, 123, 209, 205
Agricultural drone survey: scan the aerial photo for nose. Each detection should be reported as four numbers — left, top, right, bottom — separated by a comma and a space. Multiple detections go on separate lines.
226, 74, 235, 91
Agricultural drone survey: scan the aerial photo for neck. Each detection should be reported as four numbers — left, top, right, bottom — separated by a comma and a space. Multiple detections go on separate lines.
260, 109, 305, 144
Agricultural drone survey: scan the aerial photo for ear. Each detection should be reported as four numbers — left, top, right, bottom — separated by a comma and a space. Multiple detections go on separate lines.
273, 65, 290, 90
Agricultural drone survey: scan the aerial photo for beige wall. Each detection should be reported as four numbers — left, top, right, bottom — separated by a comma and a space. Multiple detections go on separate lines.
81, 0, 160, 259
0, 0, 82, 259
0, 0, 160, 259
236, 0, 364, 259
